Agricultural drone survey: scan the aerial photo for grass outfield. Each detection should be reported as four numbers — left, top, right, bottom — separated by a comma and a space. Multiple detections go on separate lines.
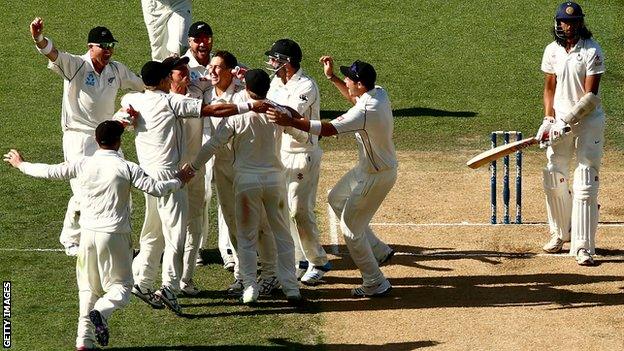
1, 0, 623, 350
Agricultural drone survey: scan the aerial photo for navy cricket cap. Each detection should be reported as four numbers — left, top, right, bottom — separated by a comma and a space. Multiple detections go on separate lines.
555, 2, 584, 21
88, 26, 117, 44
162, 55, 190, 70
188, 21, 213, 37
96, 120, 124, 146
244, 69, 271, 99
141, 60, 173, 86
339, 60, 376, 88
264, 39, 302, 63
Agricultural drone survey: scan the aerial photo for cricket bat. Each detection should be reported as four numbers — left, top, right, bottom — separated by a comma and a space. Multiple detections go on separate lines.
466, 137, 538, 169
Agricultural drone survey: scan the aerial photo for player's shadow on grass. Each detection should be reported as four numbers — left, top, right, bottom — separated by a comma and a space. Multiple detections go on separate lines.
324, 244, 526, 272
320, 107, 477, 120
303, 273, 624, 313
107, 339, 439, 350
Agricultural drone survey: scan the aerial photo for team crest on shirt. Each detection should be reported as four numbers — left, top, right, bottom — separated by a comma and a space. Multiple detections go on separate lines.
297, 173, 304, 180
108, 77, 115, 85
190, 71, 199, 81
85, 72, 96, 86
299, 94, 308, 102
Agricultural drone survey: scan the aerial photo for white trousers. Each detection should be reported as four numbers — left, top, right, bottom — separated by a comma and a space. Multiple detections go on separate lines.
201, 157, 234, 261
328, 167, 397, 286
133, 169, 188, 293
234, 172, 299, 295
141, 0, 192, 61
76, 230, 133, 349
181, 166, 205, 288
213, 160, 241, 279
545, 111, 605, 255
61, 130, 99, 249
282, 149, 328, 267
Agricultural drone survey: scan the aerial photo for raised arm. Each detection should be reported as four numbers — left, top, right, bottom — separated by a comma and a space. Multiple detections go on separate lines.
320, 55, 356, 105
4, 149, 78, 180
30, 17, 59, 62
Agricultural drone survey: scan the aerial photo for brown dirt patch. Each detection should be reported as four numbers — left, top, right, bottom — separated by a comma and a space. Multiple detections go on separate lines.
311, 150, 624, 351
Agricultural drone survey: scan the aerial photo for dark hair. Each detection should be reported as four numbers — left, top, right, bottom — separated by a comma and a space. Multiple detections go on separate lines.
213, 50, 238, 69
95, 120, 124, 147
552, 21, 593, 47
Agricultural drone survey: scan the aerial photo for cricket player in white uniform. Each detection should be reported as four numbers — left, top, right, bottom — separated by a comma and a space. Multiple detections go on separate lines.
187, 69, 304, 304
265, 39, 330, 285
125, 60, 261, 315
141, 0, 192, 61
29, 18, 145, 256
534, 2, 605, 266
3, 121, 191, 351
166, 56, 210, 296
182, 22, 236, 268
268, 58, 396, 297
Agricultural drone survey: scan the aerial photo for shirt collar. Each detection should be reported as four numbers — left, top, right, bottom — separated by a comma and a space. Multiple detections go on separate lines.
95, 149, 120, 156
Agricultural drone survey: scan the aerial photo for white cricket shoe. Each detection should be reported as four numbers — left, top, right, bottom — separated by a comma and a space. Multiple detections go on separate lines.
223, 255, 235, 271
155, 286, 182, 315
576, 248, 595, 266
65, 243, 79, 257
258, 276, 280, 296
180, 280, 200, 296
241, 286, 259, 304
296, 260, 309, 280
542, 234, 564, 253
351, 279, 392, 298
301, 262, 332, 286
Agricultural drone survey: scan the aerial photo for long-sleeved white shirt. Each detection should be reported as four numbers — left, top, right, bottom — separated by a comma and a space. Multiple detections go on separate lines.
193, 105, 308, 174
18, 149, 181, 233
121, 89, 202, 175
49, 51, 144, 133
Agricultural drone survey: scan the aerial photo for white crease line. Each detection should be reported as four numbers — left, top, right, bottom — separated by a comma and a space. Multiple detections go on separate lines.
370, 222, 624, 227
396, 252, 624, 259
0, 248, 64, 252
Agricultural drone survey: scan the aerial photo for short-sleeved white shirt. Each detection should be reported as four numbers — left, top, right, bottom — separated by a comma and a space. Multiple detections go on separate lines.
195, 109, 307, 176
48, 52, 144, 133
541, 38, 605, 116
267, 68, 320, 153
202, 81, 247, 161
330, 86, 397, 174
121, 90, 202, 174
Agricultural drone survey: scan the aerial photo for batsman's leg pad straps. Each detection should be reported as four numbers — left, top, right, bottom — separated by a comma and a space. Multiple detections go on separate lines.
543, 169, 572, 241
570, 166, 599, 255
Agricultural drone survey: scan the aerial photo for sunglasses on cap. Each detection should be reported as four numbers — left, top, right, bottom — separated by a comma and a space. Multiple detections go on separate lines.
93, 42, 115, 49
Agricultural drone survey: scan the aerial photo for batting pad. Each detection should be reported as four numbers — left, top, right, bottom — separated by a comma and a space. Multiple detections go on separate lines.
570, 166, 599, 255
543, 169, 572, 242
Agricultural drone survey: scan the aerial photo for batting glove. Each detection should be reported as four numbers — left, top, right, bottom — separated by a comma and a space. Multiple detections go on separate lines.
548, 118, 569, 146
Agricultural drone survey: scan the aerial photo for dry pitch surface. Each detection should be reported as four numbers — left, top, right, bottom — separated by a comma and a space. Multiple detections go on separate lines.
311, 149, 624, 351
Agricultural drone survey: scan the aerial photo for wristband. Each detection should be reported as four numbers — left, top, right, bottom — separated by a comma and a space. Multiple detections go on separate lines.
37, 37, 53, 55
309, 120, 322, 135
34, 34, 44, 43
237, 102, 251, 114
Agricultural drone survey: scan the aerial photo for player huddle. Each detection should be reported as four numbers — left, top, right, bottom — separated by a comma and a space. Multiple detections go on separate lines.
4, 1, 398, 349
2, 1, 606, 350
